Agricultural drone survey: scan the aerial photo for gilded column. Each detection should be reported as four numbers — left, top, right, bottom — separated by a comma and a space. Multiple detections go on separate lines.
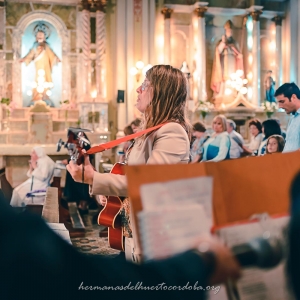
272, 16, 282, 87
195, 6, 207, 101
81, 0, 91, 99
95, 1, 106, 100
251, 10, 262, 107
161, 7, 173, 64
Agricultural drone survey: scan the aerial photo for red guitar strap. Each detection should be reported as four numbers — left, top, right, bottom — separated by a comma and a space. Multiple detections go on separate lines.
86, 123, 166, 154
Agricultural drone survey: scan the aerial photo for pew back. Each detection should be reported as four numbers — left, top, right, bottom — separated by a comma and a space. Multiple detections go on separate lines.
0, 168, 13, 204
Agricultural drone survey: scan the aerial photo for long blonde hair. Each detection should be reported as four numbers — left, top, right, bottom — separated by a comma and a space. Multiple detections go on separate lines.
142, 65, 192, 140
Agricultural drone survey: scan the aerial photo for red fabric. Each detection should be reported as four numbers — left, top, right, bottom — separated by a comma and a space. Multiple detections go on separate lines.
86, 124, 165, 154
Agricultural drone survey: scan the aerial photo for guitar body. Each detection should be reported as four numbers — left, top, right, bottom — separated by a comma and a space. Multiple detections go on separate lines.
108, 227, 124, 251
97, 162, 126, 251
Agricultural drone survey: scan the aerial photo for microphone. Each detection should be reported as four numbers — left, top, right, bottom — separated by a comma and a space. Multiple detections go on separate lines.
231, 237, 283, 269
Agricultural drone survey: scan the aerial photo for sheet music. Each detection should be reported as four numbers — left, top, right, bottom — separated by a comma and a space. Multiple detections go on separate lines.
140, 177, 213, 223
138, 176, 213, 261
216, 216, 294, 300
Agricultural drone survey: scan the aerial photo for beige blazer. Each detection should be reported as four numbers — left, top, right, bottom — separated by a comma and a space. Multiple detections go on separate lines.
90, 122, 190, 196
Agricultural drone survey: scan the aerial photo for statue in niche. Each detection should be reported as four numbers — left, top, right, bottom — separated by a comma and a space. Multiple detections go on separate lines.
211, 20, 244, 96
20, 23, 61, 106
264, 70, 276, 103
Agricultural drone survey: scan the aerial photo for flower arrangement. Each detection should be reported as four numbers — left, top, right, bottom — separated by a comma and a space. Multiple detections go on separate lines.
1, 97, 17, 118
195, 100, 214, 120
261, 100, 278, 118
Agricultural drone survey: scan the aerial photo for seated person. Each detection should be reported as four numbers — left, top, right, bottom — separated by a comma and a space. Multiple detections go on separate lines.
62, 133, 95, 214
130, 118, 142, 133
265, 134, 285, 154
227, 119, 244, 159
10, 146, 55, 207
190, 121, 208, 163
257, 119, 281, 156
119, 124, 134, 163
202, 115, 231, 162
242, 118, 263, 156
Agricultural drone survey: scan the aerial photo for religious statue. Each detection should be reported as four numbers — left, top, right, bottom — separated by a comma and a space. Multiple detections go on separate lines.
264, 70, 276, 103
211, 20, 244, 96
20, 23, 61, 103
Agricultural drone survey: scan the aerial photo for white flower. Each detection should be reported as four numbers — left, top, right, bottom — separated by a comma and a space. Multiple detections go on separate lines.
196, 100, 214, 113
261, 101, 278, 112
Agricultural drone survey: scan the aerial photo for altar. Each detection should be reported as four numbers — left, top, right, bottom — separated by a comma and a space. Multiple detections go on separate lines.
0, 100, 111, 187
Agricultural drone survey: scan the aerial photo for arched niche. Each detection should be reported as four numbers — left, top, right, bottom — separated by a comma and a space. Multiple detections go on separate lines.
171, 30, 187, 69
12, 11, 70, 107
260, 35, 275, 101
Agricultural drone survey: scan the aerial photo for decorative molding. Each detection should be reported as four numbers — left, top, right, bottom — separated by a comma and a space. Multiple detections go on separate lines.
6, 0, 77, 5
164, 3, 284, 20
207, 7, 246, 16
81, 0, 90, 11
272, 15, 283, 26
194, 6, 207, 18
247, 5, 264, 12
161, 7, 173, 20
250, 10, 263, 21
95, 0, 105, 12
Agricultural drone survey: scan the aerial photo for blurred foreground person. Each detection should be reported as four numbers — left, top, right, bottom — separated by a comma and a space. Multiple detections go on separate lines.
0, 191, 240, 300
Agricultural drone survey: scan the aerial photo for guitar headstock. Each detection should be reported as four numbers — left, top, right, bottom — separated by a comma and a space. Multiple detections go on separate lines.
56, 127, 91, 165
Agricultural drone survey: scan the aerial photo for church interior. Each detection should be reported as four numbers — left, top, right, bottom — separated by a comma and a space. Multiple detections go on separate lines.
1, 0, 300, 299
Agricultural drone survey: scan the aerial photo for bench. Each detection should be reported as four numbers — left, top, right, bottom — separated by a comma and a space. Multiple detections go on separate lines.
0, 168, 13, 204
41, 186, 85, 238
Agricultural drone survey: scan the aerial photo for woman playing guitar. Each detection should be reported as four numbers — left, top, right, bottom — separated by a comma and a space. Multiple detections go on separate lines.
67, 65, 192, 262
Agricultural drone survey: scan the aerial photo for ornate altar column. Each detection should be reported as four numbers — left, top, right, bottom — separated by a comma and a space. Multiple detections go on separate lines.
195, 5, 208, 102
251, 10, 262, 107
81, 0, 91, 100
95, 1, 106, 100
12, 28, 22, 107
116, 0, 127, 135
161, 7, 173, 65
149, 0, 156, 64
0, 4, 5, 100
272, 16, 283, 88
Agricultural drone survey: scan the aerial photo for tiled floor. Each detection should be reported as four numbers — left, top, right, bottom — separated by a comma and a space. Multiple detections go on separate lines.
70, 209, 121, 257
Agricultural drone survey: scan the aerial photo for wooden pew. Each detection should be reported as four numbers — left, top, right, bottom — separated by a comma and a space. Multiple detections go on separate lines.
0, 168, 13, 204
50, 176, 86, 238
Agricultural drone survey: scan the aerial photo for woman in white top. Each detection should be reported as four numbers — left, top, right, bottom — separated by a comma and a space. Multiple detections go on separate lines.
10, 146, 55, 207
242, 118, 263, 156
202, 114, 231, 162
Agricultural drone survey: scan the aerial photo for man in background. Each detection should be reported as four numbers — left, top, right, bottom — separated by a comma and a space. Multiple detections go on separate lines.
227, 119, 244, 159
275, 83, 300, 152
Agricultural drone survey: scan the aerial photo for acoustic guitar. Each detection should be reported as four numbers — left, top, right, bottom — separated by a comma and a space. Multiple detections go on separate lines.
58, 124, 166, 252
97, 162, 126, 251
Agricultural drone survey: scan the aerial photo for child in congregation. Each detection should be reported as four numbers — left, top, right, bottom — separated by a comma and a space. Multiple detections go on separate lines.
265, 134, 285, 154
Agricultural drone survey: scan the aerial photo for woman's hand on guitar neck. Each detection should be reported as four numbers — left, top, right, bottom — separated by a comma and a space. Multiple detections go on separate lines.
66, 151, 94, 185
